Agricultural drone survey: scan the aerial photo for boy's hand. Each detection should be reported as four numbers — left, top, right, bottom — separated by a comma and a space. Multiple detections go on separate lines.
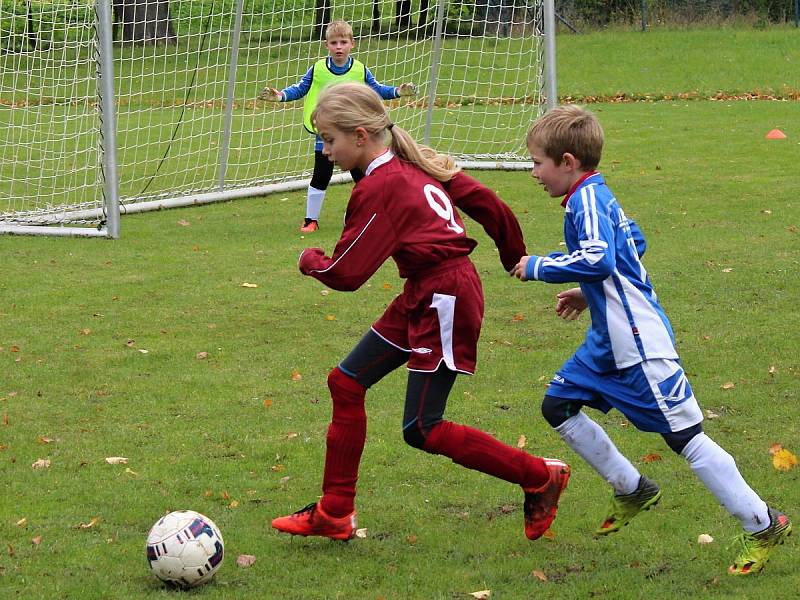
258, 87, 282, 102
397, 83, 417, 97
555, 287, 587, 320
510, 256, 531, 280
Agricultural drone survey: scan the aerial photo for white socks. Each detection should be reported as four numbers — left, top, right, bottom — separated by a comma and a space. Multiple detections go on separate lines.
681, 432, 770, 532
557, 413, 770, 533
306, 185, 325, 221
555, 412, 641, 495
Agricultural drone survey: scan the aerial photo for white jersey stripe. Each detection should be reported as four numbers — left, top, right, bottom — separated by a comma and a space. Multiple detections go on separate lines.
430, 293, 457, 371
308, 213, 378, 275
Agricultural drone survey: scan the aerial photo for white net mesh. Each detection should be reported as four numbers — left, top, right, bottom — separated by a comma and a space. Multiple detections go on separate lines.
1, 0, 548, 230
0, 1, 102, 226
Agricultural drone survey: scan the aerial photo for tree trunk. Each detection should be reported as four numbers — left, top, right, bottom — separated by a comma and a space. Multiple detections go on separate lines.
395, 0, 412, 30
418, 0, 435, 38
112, 0, 177, 45
371, 0, 381, 34
313, 0, 332, 40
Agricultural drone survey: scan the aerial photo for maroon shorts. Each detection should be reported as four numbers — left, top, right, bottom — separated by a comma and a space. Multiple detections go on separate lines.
372, 257, 484, 374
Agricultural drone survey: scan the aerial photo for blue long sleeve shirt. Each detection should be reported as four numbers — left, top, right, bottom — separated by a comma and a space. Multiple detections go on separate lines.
524, 172, 679, 372
279, 57, 400, 103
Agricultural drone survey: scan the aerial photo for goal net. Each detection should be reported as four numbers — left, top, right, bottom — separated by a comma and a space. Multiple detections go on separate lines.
0, 0, 555, 237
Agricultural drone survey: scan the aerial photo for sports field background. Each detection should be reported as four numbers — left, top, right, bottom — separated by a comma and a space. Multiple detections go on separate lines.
1, 25, 798, 599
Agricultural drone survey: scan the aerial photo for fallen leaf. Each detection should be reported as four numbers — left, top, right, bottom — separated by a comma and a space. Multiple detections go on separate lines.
721, 268, 733, 273
203, 490, 213, 498
271, 464, 285, 472
36, 436, 55, 444
16, 518, 27, 528
705, 409, 720, 419
77, 517, 100, 529
105, 456, 128, 465
291, 369, 302, 381
512, 313, 524, 322
641, 453, 662, 463
124, 467, 139, 476
516, 434, 526, 449
177, 219, 191, 227
541, 529, 556, 539
31, 458, 50, 469
236, 554, 256, 568
320, 289, 330, 296
196, 351, 209, 360
241, 282, 258, 288
355, 528, 368, 538
382, 283, 393, 290
697, 533, 714, 544
531, 570, 548, 581
263, 398, 273, 408
772, 448, 798, 471
769, 443, 783, 455
10, 345, 20, 352
79, 328, 91, 335
406, 534, 418, 545
125, 339, 135, 347
768, 365, 777, 375
286, 432, 299, 439
137, 349, 149, 354
720, 382, 735, 390
469, 591, 491, 599
229, 500, 240, 508
31, 535, 42, 546
325, 315, 337, 321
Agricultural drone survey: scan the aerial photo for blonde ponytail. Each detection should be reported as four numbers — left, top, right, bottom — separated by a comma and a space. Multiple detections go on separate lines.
312, 82, 459, 182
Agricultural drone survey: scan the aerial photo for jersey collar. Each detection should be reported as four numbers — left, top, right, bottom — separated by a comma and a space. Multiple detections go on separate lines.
365, 149, 394, 176
562, 170, 601, 207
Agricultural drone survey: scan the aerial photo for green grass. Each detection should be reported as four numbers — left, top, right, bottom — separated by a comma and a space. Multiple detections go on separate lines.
2, 27, 799, 600
556, 26, 800, 98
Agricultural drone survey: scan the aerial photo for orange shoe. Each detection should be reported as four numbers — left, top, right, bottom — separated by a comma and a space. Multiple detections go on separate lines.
523, 458, 570, 540
300, 219, 319, 233
271, 502, 356, 541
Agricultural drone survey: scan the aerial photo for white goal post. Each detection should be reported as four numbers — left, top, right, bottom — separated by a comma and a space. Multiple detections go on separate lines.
0, 0, 556, 238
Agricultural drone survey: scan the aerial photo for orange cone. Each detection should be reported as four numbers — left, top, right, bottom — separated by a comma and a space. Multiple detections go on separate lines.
765, 129, 787, 139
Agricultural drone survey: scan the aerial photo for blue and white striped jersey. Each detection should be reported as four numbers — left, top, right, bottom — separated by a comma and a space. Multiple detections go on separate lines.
524, 172, 679, 372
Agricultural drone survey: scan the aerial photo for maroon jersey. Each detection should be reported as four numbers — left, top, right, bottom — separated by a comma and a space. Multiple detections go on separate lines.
298, 153, 526, 373
299, 155, 525, 288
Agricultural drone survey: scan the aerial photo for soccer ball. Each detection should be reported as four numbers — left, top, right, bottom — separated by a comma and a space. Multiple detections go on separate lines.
145, 510, 224, 589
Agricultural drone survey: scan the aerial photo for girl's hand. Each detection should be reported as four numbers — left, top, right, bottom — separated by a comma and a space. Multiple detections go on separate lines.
555, 287, 587, 320
510, 256, 531, 280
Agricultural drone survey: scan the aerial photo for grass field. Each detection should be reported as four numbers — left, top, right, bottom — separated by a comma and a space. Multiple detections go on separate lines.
1, 27, 799, 599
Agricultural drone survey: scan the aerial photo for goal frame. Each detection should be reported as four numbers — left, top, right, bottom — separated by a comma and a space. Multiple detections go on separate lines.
0, 0, 556, 238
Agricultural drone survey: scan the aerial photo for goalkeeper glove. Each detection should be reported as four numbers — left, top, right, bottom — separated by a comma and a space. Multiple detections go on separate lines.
397, 83, 417, 97
258, 87, 282, 102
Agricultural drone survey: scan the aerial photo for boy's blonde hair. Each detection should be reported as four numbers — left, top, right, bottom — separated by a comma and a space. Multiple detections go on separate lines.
325, 20, 354, 42
312, 82, 459, 182
526, 104, 603, 170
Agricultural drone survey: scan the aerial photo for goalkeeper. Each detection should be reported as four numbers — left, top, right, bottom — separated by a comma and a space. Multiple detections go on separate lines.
259, 20, 416, 233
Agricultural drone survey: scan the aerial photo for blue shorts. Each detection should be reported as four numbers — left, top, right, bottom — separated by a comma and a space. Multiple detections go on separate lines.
547, 355, 703, 433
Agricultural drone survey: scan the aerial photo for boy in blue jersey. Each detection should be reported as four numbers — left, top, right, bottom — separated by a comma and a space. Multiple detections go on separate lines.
511, 104, 791, 575
259, 20, 416, 232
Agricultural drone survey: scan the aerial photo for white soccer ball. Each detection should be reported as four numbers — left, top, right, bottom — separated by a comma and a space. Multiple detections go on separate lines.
145, 510, 224, 589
